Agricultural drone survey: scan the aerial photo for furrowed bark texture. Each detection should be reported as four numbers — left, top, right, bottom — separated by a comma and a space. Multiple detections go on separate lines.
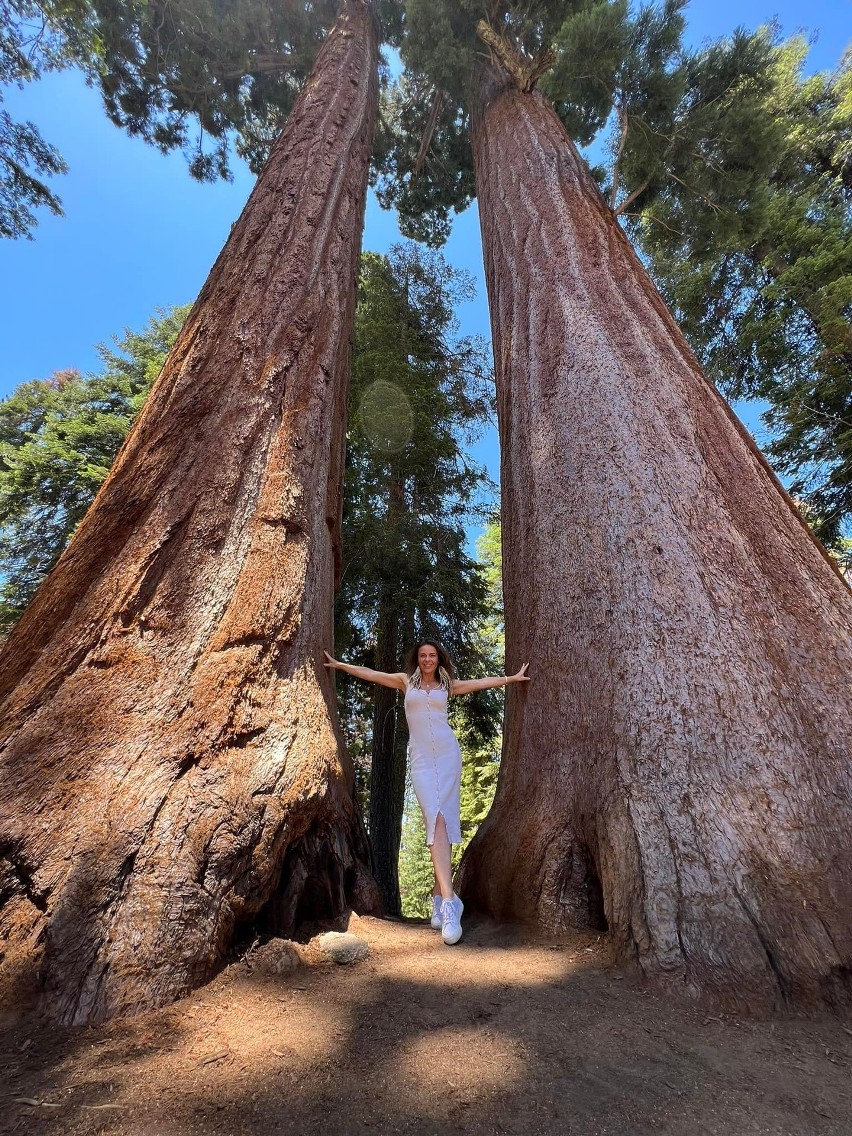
0, 0, 380, 1026
458, 76, 852, 1012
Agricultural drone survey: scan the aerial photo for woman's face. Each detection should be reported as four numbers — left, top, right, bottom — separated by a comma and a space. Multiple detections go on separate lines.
418, 645, 439, 676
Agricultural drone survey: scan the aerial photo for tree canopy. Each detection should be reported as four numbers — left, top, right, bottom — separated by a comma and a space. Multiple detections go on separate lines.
634, 39, 852, 546
373, 2, 779, 242
0, 0, 76, 236
4, 0, 403, 183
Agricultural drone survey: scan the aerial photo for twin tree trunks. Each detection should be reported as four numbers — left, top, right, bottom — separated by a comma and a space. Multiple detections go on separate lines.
456, 63, 852, 1013
1, 3, 851, 1026
0, 0, 381, 1026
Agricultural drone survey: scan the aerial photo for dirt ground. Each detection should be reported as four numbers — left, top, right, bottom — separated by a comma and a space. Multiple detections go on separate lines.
2, 914, 851, 1136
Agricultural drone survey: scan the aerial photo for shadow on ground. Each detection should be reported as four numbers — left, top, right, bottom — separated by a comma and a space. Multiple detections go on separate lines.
1, 915, 851, 1135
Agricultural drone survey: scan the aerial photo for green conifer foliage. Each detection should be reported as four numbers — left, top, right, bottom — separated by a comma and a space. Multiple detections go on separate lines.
634, 39, 852, 546
376, 2, 775, 240
27, 0, 403, 180
0, 0, 76, 236
333, 243, 500, 909
0, 305, 189, 632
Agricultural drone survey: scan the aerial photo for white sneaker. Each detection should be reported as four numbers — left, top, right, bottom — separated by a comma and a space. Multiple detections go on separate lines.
430, 895, 442, 929
440, 895, 464, 945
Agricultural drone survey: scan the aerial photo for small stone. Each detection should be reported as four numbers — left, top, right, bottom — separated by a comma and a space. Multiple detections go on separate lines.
316, 931, 370, 965
250, 939, 303, 975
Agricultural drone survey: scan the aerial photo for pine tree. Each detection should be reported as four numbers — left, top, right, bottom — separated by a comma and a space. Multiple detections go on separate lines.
0, 307, 189, 633
632, 38, 852, 546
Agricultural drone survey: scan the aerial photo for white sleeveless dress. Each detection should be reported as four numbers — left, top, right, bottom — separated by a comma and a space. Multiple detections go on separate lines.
404, 682, 463, 846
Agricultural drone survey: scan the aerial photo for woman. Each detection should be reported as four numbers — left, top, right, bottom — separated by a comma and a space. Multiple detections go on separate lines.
324, 639, 530, 945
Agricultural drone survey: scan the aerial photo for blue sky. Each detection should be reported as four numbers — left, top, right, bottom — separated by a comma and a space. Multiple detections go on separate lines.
1, 0, 850, 516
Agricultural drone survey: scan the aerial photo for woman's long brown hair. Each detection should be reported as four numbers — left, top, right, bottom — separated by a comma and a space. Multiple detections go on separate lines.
404, 638, 456, 691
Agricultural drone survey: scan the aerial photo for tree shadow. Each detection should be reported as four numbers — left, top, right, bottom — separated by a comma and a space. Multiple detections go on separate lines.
2, 915, 852, 1134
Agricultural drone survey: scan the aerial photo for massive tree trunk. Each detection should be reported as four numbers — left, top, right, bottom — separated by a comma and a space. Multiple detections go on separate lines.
458, 65, 852, 1012
0, 0, 381, 1027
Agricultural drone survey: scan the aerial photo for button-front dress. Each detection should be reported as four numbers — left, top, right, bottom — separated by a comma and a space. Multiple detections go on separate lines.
404, 680, 463, 846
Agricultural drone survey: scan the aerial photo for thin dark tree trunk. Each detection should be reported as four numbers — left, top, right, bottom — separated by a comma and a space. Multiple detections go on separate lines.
0, 0, 380, 1027
367, 475, 408, 914
458, 65, 852, 1012
368, 605, 404, 914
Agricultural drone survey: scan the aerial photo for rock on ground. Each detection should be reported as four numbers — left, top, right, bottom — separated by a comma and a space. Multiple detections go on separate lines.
315, 931, 370, 965
247, 939, 303, 976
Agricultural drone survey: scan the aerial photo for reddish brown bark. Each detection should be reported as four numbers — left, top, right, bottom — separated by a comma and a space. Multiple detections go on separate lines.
0, 0, 381, 1026
458, 68, 852, 1011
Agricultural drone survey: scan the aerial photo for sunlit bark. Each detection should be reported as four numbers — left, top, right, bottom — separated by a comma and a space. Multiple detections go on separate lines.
460, 67, 852, 1012
0, 0, 381, 1026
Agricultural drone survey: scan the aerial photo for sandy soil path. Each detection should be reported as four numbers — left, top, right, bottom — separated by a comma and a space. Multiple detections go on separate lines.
2, 914, 851, 1135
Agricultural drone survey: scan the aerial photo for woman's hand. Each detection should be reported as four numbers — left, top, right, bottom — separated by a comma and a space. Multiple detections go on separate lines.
512, 663, 531, 682
323, 650, 338, 669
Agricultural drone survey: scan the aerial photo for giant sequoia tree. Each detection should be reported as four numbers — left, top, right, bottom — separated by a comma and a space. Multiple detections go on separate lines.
0, 0, 380, 1026
380, 0, 852, 1010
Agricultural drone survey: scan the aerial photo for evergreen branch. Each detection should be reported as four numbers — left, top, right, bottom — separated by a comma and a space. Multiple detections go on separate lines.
789, 402, 852, 431
0, 149, 64, 215
622, 211, 682, 236
666, 170, 724, 214
218, 52, 295, 81
753, 241, 852, 358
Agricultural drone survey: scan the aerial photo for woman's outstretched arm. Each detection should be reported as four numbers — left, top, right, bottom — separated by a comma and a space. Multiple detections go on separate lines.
452, 663, 531, 696
323, 651, 408, 691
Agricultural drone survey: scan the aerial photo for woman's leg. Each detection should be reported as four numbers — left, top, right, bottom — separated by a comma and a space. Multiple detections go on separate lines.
429, 812, 455, 900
